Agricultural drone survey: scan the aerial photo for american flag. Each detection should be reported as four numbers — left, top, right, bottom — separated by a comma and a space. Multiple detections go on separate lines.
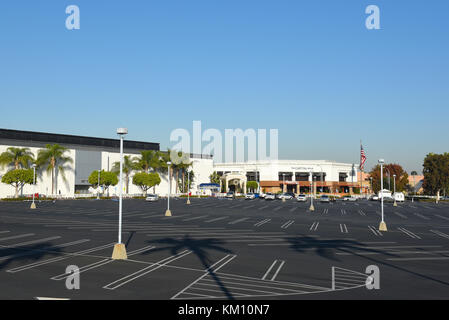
360, 144, 367, 171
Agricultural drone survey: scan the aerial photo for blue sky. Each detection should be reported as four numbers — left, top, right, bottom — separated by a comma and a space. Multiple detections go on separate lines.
1, 0, 448, 173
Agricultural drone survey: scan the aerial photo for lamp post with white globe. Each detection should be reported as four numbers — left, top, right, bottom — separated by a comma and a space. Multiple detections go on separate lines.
378, 159, 387, 231
112, 127, 128, 260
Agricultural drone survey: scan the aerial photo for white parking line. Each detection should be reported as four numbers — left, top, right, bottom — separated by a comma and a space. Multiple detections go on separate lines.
398, 227, 421, 239
254, 219, 271, 227
309, 222, 319, 231
394, 212, 407, 219
358, 210, 366, 216
281, 220, 294, 229
228, 217, 250, 225
51, 245, 155, 280
339, 224, 348, 234
7, 243, 114, 273
0, 239, 90, 262
0, 231, 10, 234
289, 207, 297, 213
430, 230, 449, 240
341, 209, 346, 215
368, 226, 383, 236
205, 216, 228, 223
104, 250, 193, 290
0, 233, 35, 242
183, 215, 208, 222
434, 214, 449, 222
262, 260, 286, 281
171, 254, 237, 299
414, 213, 430, 220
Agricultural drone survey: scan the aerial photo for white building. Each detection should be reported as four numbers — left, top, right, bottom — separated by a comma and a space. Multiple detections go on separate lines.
0, 129, 213, 198
213, 160, 361, 195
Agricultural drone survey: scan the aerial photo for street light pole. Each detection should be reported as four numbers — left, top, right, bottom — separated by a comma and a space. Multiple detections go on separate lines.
30, 164, 36, 209
379, 159, 387, 231
97, 169, 101, 200
309, 171, 314, 212
282, 173, 286, 202
393, 174, 397, 207
112, 128, 128, 260
166, 161, 172, 216
186, 170, 191, 205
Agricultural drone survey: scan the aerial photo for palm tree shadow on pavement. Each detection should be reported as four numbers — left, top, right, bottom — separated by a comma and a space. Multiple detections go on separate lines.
286, 236, 399, 262
0, 242, 64, 271
144, 235, 235, 299
286, 235, 449, 288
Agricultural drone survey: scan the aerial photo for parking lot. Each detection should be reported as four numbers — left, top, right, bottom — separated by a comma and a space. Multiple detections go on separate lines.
0, 197, 448, 299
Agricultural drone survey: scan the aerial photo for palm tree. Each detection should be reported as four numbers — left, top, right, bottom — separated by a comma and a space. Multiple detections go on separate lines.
134, 150, 161, 173
36, 144, 73, 195
112, 155, 138, 194
0, 147, 34, 170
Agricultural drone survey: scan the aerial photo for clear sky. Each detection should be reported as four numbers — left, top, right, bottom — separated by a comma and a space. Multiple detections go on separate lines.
1, 0, 448, 173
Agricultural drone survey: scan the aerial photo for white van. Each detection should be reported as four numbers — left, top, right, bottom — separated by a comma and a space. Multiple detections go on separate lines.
378, 189, 392, 199
393, 192, 405, 202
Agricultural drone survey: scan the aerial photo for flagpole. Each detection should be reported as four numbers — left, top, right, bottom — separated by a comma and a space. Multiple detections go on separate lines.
360, 140, 363, 198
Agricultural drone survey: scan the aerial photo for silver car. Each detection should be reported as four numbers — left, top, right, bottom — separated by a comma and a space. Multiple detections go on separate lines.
296, 194, 307, 202
145, 194, 159, 202
265, 193, 276, 200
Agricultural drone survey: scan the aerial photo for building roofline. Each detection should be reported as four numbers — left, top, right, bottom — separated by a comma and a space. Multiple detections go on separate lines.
0, 128, 159, 152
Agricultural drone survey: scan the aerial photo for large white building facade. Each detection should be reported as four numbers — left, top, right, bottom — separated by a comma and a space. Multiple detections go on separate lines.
0, 129, 213, 198
213, 160, 362, 195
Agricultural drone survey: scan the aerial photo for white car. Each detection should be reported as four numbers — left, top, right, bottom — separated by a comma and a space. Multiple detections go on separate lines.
245, 193, 256, 200
145, 194, 159, 202
225, 192, 234, 199
278, 193, 295, 200
393, 192, 405, 202
265, 193, 276, 200
296, 194, 307, 202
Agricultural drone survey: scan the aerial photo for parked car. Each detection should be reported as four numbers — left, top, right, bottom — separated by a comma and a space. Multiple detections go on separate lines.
245, 193, 256, 200
265, 193, 276, 200
393, 192, 405, 202
145, 194, 159, 202
296, 194, 307, 202
259, 193, 266, 199
278, 192, 295, 200
343, 196, 357, 202
320, 195, 330, 203
225, 192, 234, 199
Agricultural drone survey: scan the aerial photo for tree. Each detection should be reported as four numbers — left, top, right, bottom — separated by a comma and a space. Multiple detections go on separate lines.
133, 172, 161, 196
1, 169, 34, 198
209, 171, 221, 184
112, 155, 139, 194
0, 147, 34, 170
179, 170, 195, 194
247, 181, 258, 192
134, 150, 162, 173
422, 153, 449, 199
368, 163, 409, 194
36, 144, 73, 195
88, 170, 118, 196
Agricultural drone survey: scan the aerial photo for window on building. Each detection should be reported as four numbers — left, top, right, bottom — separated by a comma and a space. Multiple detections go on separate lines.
278, 172, 293, 181
246, 171, 260, 182
339, 172, 348, 182
295, 172, 309, 181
